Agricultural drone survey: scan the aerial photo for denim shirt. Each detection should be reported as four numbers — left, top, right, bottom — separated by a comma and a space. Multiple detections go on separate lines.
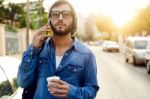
17, 38, 99, 99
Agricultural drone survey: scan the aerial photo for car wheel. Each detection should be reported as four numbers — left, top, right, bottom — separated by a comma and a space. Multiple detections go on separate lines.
133, 57, 137, 66
146, 61, 150, 74
125, 57, 128, 63
117, 50, 119, 52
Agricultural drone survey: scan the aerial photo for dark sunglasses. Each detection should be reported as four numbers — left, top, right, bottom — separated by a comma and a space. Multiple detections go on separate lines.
50, 11, 73, 19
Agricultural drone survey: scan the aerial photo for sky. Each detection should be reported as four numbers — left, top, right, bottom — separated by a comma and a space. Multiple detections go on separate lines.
5, 0, 150, 26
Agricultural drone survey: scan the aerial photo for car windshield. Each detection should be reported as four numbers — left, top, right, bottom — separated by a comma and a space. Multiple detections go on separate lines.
134, 40, 148, 49
0, 65, 13, 97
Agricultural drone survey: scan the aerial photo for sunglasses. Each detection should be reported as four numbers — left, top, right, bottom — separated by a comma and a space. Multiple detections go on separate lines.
50, 11, 73, 19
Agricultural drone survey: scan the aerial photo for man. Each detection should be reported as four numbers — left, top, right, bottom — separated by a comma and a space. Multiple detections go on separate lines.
17, 0, 99, 99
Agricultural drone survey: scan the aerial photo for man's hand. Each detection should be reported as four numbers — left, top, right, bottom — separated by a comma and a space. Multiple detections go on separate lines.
47, 79, 70, 98
32, 24, 51, 48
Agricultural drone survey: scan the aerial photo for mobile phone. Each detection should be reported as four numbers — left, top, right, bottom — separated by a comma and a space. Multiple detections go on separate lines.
41, 29, 53, 36
41, 20, 53, 36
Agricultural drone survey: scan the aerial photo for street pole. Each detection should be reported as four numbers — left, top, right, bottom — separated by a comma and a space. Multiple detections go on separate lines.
26, 0, 30, 48
39, 0, 42, 27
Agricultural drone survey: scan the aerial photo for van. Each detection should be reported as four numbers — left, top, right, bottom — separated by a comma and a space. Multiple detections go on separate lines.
125, 36, 149, 65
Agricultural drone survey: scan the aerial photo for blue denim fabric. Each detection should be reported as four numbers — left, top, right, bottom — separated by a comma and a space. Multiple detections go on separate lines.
17, 38, 99, 99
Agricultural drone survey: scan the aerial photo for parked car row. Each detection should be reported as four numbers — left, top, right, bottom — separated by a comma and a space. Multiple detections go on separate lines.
100, 37, 150, 74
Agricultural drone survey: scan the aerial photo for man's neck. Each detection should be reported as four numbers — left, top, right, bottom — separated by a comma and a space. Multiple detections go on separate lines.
52, 34, 73, 48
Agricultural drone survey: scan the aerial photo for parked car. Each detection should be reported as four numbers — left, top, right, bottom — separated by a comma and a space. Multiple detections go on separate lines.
0, 56, 22, 99
125, 36, 149, 65
145, 41, 150, 74
102, 41, 119, 52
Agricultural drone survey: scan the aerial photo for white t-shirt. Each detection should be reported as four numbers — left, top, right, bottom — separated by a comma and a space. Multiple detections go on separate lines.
55, 55, 63, 69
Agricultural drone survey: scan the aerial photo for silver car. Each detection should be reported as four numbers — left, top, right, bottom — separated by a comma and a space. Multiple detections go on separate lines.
125, 37, 149, 65
102, 41, 119, 52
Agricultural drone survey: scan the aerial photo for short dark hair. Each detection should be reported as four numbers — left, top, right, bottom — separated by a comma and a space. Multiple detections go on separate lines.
48, 0, 77, 35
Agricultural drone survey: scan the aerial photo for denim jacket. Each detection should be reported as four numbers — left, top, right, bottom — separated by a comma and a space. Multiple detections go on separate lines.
17, 38, 99, 99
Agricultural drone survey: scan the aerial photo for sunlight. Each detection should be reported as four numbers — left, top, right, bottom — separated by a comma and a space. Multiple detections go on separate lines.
101, 0, 149, 27
111, 12, 135, 27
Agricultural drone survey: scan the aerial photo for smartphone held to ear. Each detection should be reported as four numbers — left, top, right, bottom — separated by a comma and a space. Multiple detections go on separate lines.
41, 29, 53, 36
41, 19, 53, 36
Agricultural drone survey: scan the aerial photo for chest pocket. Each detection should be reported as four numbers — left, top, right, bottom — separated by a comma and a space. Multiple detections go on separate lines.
67, 65, 84, 73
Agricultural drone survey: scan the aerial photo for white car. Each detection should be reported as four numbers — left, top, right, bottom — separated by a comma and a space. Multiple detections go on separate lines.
102, 41, 119, 52
0, 56, 23, 99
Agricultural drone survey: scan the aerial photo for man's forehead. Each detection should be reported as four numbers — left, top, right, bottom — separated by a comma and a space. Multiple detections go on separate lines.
51, 4, 72, 11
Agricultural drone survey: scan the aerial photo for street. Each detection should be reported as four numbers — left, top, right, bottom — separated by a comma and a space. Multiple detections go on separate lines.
90, 46, 150, 99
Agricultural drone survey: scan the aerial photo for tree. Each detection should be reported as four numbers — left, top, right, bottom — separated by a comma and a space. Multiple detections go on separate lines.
0, 1, 25, 27
0, 0, 7, 23
95, 15, 118, 40
123, 6, 150, 35
8, 3, 24, 26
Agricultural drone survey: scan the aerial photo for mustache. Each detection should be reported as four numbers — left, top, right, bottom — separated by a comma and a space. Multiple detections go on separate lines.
55, 22, 66, 26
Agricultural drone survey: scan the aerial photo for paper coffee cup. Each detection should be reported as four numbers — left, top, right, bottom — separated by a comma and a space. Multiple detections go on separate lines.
47, 76, 60, 84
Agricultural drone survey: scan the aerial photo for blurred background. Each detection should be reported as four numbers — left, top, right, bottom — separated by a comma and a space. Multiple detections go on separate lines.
0, 0, 150, 99
0, 0, 150, 55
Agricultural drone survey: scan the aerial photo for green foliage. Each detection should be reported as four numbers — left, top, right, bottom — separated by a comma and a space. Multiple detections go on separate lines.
19, 14, 26, 28
0, 0, 7, 23
0, 80, 13, 97
12, 78, 18, 90
123, 6, 150, 35
1, 0, 48, 30
5, 25, 17, 32
0, 1, 25, 26
29, 13, 48, 30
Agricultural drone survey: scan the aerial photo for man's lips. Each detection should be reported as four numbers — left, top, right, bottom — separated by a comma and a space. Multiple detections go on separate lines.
56, 23, 65, 26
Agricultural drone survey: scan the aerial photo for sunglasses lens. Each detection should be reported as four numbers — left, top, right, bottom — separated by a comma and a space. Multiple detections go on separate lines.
51, 12, 59, 19
51, 11, 72, 19
62, 11, 72, 19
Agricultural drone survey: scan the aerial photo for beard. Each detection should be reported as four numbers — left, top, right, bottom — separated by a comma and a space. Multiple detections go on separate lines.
51, 22, 72, 36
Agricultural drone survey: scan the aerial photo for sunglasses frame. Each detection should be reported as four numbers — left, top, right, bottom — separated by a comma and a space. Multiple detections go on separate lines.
50, 11, 73, 19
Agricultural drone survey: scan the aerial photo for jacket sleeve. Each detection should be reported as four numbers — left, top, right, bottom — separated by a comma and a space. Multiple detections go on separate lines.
17, 45, 42, 88
67, 52, 100, 99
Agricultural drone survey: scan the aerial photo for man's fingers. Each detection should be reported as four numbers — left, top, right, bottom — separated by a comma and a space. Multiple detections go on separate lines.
50, 84, 68, 90
51, 88, 67, 94
49, 79, 68, 85
48, 83, 68, 90
51, 93, 66, 98
59, 80, 68, 85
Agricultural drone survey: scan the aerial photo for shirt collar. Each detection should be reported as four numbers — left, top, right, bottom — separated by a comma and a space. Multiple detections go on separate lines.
72, 37, 82, 52
47, 37, 82, 52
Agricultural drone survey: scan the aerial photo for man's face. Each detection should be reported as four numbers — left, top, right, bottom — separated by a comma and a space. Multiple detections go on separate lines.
50, 4, 73, 36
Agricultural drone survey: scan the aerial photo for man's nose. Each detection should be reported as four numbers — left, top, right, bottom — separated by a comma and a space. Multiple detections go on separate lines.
58, 14, 63, 20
